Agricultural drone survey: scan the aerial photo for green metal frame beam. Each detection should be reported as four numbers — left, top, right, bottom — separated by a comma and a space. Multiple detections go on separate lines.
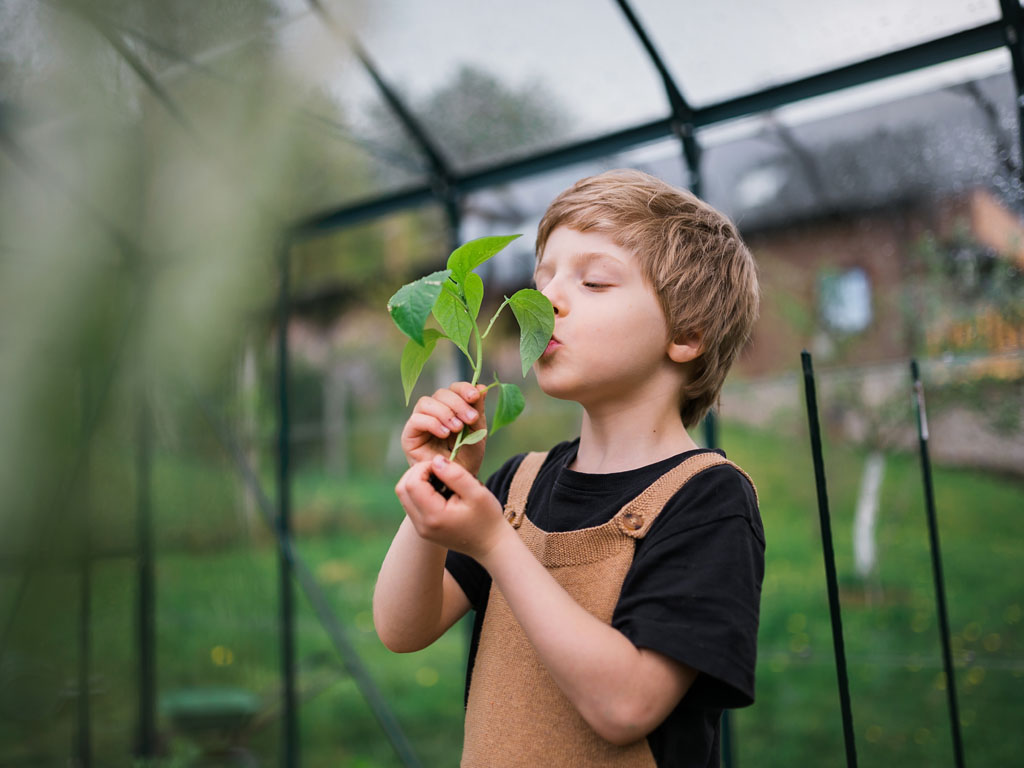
294, 20, 1005, 239
305, 0, 459, 226
614, 0, 703, 194
998, 0, 1024, 185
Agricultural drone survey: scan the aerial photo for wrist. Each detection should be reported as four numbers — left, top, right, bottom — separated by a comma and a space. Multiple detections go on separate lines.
475, 518, 520, 574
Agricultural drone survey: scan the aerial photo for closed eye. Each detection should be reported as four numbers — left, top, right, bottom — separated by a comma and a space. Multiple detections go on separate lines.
583, 282, 610, 289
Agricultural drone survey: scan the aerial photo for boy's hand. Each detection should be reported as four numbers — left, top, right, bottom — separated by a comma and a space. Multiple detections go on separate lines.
395, 456, 507, 561
401, 382, 488, 476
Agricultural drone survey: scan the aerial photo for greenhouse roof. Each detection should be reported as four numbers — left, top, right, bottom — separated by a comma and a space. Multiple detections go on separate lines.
286, 0, 1019, 236
2, 0, 1021, 237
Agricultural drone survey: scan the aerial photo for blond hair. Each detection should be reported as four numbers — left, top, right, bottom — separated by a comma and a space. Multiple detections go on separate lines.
535, 169, 759, 427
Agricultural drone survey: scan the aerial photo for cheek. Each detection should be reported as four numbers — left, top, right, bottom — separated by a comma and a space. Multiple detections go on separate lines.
628, 297, 670, 334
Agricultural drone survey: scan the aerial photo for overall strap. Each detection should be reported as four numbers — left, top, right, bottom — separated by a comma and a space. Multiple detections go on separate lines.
615, 452, 757, 539
503, 451, 548, 529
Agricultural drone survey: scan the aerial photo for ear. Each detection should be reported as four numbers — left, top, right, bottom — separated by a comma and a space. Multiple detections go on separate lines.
667, 330, 702, 364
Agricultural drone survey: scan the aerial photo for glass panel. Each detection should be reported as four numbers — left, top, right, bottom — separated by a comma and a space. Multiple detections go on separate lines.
146, 12, 431, 219
699, 50, 1016, 232
5, 3, 430, 224
350, 0, 670, 172
95, 0, 293, 66
148, 389, 281, 765
631, 0, 1003, 107
274, 13, 432, 216
719, 400, 1024, 766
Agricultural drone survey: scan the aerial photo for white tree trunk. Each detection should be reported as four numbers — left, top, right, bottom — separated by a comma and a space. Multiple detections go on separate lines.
853, 451, 886, 578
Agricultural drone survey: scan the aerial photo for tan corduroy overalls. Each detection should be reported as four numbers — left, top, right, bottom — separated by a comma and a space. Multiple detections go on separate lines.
462, 450, 756, 768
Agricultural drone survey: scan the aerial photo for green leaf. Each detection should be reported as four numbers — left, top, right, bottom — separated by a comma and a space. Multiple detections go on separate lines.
447, 235, 521, 282
432, 286, 473, 357
400, 329, 443, 405
508, 288, 555, 376
387, 270, 451, 345
491, 379, 524, 436
459, 428, 488, 447
464, 272, 484, 322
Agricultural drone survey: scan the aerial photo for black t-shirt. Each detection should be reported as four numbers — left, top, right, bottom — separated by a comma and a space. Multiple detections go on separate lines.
445, 439, 765, 768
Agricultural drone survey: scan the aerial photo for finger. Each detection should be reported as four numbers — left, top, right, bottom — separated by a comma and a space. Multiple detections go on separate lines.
406, 461, 449, 511
415, 395, 465, 432
394, 468, 415, 512
447, 384, 488, 432
467, 384, 488, 421
403, 412, 453, 442
397, 462, 436, 511
430, 455, 486, 501
433, 387, 481, 425
451, 381, 485, 406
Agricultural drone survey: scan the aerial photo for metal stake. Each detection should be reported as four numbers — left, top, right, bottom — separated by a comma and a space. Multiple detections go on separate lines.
277, 241, 299, 767
910, 359, 966, 768
801, 351, 858, 768
135, 388, 157, 757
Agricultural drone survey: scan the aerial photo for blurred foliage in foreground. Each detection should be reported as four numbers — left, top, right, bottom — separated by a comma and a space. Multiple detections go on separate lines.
0, 0, 368, 754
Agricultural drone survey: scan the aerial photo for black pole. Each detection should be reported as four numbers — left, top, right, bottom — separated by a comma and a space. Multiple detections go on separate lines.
76, 530, 92, 767
910, 359, 966, 768
277, 241, 299, 767
135, 389, 157, 757
75, 372, 92, 768
701, 409, 735, 768
702, 409, 718, 451
800, 351, 858, 768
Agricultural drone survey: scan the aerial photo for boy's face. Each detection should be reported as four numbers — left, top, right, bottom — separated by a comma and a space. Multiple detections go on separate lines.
532, 227, 686, 411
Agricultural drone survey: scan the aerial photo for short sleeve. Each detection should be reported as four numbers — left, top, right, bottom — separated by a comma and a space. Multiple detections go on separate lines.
612, 465, 764, 709
445, 549, 488, 609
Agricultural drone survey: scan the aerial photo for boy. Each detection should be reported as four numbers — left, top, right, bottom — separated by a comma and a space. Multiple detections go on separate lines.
374, 170, 764, 767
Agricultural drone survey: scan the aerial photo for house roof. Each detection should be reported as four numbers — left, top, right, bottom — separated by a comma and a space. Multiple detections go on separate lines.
697, 71, 1021, 232
458, 70, 1022, 287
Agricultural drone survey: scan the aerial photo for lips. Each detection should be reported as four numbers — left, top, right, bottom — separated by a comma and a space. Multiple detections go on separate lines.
543, 336, 562, 355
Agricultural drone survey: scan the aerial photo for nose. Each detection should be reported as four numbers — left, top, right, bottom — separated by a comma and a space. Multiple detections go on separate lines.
540, 280, 565, 317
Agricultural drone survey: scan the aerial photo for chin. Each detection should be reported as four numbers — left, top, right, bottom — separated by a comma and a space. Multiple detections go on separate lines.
534, 372, 574, 401
535, 373, 592, 405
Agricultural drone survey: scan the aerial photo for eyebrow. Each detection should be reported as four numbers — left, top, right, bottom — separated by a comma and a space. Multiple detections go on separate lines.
576, 251, 625, 267
535, 250, 625, 270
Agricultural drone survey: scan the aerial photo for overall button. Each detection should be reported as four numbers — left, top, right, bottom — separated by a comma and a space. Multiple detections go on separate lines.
623, 512, 644, 531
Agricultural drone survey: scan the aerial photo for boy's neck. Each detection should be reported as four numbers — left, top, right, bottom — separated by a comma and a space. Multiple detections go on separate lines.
571, 393, 700, 474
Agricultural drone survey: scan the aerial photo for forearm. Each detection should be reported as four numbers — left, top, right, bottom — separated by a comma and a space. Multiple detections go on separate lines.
373, 517, 461, 652
479, 525, 695, 745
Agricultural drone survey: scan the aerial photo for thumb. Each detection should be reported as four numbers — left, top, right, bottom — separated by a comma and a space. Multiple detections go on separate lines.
431, 454, 482, 499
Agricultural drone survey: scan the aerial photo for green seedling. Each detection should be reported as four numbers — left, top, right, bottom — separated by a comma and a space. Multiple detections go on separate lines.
387, 234, 554, 462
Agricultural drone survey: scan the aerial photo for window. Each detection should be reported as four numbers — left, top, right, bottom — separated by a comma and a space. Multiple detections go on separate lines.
820, 267, 872, 333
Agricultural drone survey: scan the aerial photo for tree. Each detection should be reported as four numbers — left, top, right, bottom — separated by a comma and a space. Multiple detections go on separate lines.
364, 62, 573, 178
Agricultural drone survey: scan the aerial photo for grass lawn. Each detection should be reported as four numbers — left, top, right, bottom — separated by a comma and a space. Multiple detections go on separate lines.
1, 421, 1021, 767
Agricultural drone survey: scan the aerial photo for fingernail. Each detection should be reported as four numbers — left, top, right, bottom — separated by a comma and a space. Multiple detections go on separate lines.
439, 426, 450, 436
449, 418, 463, 430
432, 455, 448, 469
462, 410, 476, 422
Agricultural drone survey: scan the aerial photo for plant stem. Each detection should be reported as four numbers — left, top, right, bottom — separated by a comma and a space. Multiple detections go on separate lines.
448, 429, 466, 461
470, 322, 483, 386
481, 298, 511, 340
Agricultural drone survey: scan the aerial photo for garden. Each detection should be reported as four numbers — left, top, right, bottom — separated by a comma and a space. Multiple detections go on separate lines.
1, 1, 1022, 767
